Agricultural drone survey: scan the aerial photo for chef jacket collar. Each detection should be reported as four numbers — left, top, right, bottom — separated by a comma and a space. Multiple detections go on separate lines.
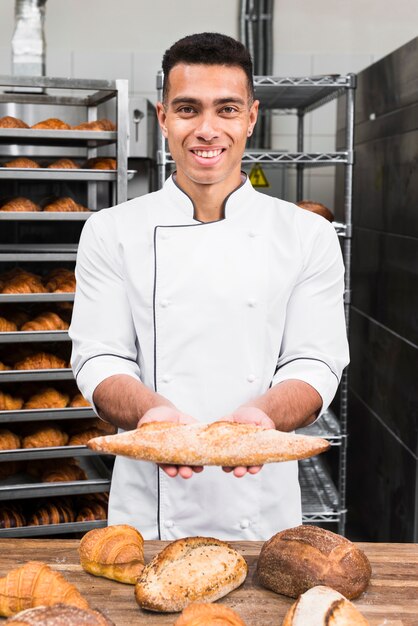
165, 172, 255, 222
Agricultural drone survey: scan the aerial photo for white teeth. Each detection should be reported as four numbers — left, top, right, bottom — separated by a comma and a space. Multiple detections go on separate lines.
193, 149, 222, 158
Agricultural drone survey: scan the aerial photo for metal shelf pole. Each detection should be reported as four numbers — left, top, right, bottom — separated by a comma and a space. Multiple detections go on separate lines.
296, 111, 304, 200
156, 71, 167, 190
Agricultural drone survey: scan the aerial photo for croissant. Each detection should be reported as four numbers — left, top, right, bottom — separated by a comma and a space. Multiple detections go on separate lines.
85, 157, 117, 170
0, 505, 26, 529
44, 269, 76, 292
69, 393, 91, 408
0, 361, 11, 371
41, 462, 87, 482
79, 524, 145, 584
0, 391, 23, 411
31, 118, 70, 130
76, 501, 107, 522
77, 491, 109, 506
14, 352, 67, 370
68, 428, 109, 446
4, 158, 40, 169
73, 118, 116, 131
0, 198, 41, 212
43, 197, 88, 212
22, 425, 68, 449
1, 275, 47, 295
28, 500, 75, 525
0, 116, 29, 129
26, 457, 79, 478
21, 312, 69, 332
0, 561, 89, 616
47, 158, 79, 169
174, 603, 248, 625
23, 387, 69, 410
0, 429, 20, 450
0, 317, 18, 332
3, 309, 30, 329
4, 603, 116, 625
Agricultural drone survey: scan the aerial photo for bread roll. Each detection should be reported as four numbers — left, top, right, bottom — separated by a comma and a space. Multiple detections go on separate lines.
281, 585, 369, 625
47, 158, 78, 169
4, 603, 115, 625
175, 603, 247, 625
79, 524, 144, 584
88, 421, 330, 466
85, 157, 116, 170
4, 158, 40, 169
31, 118, 70, 130
0, 198, 41, 212
0, 116, 28, 129
256, 525, 371, 600
297, 200, 334, 222
135, 536, 248, 612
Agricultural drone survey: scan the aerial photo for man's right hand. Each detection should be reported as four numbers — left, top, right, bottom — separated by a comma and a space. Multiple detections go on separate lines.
138, 406, 203, 479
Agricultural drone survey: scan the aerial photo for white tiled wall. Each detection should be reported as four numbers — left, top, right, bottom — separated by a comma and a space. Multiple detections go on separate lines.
0, 0, 417, 204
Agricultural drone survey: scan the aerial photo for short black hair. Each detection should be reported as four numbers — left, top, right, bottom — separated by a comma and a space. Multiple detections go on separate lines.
162, 32, 255, 103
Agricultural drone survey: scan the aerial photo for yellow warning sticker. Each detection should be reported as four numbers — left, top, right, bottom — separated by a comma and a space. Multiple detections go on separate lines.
249, 164, 270, 188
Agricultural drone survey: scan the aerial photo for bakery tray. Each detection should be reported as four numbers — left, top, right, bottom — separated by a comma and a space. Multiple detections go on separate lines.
0, 212, 93, 221
0, 293, 74, 303
0, 518, 107, 538
0, 168, 136, 181
0, 455, 111, 500
297, 408, 342, 445
0, 368, 74, 382
0, 406, 95, 423
0, 128, 117, 147
0, 445, 107, 462
0, 330, 69, 343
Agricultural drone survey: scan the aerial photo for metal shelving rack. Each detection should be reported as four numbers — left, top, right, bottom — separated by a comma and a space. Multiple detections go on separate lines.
156, 72, 356, 534
0, 75, 129, 537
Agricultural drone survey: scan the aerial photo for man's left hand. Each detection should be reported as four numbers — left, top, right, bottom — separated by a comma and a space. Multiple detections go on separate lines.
219, 406, 275, 478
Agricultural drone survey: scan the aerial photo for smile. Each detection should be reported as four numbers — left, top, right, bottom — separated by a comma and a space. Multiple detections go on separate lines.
192, 149, 224, 158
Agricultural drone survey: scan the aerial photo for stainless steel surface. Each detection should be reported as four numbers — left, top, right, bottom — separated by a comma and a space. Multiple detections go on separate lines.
296, 111, 304, 200
0, 456, 111, 500
0, 212, 93, 221
0, 168, 118, 181
0, 128, 117, 146
0, 519, 107, 538
0, 446, 105, 462
0, 369, 74, 382
165, 151, 350, 165
12, 0, 46, 79
0, 293, 74, 303
0, 407, 95, 423
0, 330, 69, 343
128, 97, 156, 159
300, 456, 341, 523
116, 79, 128, 203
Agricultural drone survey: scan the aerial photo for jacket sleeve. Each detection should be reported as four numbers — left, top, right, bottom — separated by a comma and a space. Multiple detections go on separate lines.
69, 212, 141, 408
271, 218, 349, 416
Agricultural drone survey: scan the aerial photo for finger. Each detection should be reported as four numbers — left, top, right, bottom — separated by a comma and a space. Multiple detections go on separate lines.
178, 466, 194, 479
192, 466, 204, 473
233, 466, 248, 478
160, 464, 178, 477
247, 465, 263, 474
222, 466, 234, 473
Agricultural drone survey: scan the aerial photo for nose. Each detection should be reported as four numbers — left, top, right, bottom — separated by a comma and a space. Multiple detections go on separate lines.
194, 113, 219, 141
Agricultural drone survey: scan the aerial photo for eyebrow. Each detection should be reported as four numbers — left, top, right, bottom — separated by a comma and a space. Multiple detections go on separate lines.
170, 96, 247, 107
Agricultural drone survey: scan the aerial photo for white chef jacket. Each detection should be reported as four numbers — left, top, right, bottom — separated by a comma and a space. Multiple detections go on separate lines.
70, 174, 349, 541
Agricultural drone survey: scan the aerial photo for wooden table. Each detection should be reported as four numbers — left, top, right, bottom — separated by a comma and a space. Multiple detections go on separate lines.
0, 540, 417, 625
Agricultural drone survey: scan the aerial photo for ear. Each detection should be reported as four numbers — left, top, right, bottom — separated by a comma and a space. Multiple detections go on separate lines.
247, 99, 259, 137
156, 101, 168, 138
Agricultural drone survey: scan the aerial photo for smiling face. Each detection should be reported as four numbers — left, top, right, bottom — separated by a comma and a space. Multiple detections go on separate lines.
156, 63, 258, 195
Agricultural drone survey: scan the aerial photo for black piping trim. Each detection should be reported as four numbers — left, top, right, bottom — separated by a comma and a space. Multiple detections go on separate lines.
171, 171, 247, 222
74, 352, 137, 380
275, 357, 340, 384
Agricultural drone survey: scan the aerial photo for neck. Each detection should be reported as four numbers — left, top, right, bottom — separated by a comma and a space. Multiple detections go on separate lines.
174, 171, 244, 222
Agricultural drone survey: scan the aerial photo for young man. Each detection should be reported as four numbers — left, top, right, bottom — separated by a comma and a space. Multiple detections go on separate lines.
70, 32, 349, 540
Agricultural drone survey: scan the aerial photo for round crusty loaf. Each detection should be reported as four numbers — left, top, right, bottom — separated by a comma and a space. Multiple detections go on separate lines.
282, 585, 369, 625
297, 200, 334, 222
135, 536, 248, 612
174, 602, 247, 625
257, 525, 371, 600
4, 603, 115, 625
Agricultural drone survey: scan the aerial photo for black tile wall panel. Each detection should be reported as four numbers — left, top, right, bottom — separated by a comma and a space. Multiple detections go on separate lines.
352, 228, 418, 345
347, 390, 417, 542
349, 308, 418, 454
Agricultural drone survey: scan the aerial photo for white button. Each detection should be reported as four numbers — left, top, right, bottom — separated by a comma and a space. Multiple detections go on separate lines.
247, 374, 256, 383
240, 519, 250, 529
162, 375, 171, 383
160, 299, 170, 308
248, 231, 256, 238
164, 520, 174, 528
248, 299, 257, 308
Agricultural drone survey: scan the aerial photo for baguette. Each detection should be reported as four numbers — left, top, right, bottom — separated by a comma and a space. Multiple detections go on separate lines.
282, 585, 369, 625
88, 421, 329, 466
135, 536, 247, 612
